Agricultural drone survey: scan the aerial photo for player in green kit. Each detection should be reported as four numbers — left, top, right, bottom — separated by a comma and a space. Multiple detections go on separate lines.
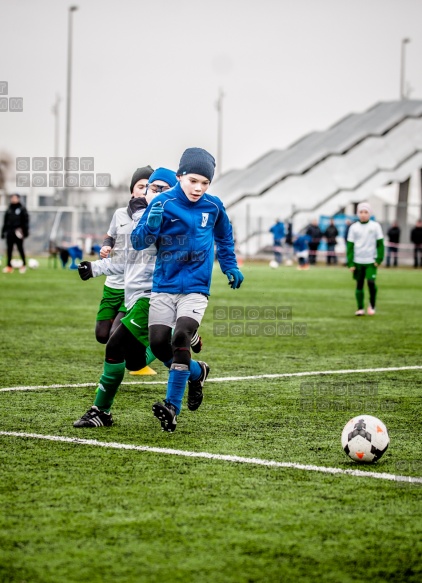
93, 166, 153, 343
347, 202, 384, 316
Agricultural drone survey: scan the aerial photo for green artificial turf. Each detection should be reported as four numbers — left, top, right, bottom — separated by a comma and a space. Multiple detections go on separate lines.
0, 260, 421, 582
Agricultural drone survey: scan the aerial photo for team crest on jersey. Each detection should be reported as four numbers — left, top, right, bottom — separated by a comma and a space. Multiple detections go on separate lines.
201, 213, 209, 227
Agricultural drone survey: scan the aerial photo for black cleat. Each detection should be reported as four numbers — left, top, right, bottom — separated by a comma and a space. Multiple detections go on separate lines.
187, 361, 210, 411
73, 405, 113, 428
190, 332, 202, 353
152, 401, 177, 432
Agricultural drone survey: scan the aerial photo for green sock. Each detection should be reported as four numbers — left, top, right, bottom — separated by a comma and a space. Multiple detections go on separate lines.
94, 361, 126, 412
355, 289, 364, 310
146, 345, 156, 366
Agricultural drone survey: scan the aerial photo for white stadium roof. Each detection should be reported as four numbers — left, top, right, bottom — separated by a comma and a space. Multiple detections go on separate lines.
213, 100, 422, 253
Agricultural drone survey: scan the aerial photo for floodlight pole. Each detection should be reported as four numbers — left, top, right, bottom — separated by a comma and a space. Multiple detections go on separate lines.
400, 38, 410, 100
52, 93, 61, 200
216, 87, 225, 177
64, 5, 78, 204
52, 94, 61, 159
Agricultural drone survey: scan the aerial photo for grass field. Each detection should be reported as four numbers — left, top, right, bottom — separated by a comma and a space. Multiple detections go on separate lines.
0, 260, 421, 583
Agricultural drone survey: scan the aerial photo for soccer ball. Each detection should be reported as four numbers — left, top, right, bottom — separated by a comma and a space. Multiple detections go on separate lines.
28, 258, 39, 269
269, 260, 279, 269
11, 258, 23, 268
341, 415, 389, 463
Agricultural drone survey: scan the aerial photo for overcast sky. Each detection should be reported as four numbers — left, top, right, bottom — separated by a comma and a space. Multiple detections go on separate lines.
1, 0, 421, 187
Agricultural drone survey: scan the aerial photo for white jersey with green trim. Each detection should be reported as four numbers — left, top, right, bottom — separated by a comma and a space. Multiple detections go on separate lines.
347, 220, 384, 264
102, 207, 133, 289
91, 208, 156, 310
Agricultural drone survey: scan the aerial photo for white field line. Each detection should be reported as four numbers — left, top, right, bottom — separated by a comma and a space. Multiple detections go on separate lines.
1, 365, 421, 392
1, 431, 421, 484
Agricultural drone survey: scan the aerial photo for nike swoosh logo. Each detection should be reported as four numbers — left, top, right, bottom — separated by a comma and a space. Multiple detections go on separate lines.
171, 219, 180, 222
193, 310, 201, 314
130, 319, 143, 329
120, 223, 130, 227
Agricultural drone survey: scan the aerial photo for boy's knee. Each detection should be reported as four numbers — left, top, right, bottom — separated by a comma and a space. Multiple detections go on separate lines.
172, 328, 192, 349
172, 316, 198, 349
149, 325, 172, 362
95, 320, 112, 344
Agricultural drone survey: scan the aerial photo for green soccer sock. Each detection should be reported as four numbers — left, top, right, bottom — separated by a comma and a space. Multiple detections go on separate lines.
94, 361, 126, 412
355, 289, 364, 310
146, 345, 156, 366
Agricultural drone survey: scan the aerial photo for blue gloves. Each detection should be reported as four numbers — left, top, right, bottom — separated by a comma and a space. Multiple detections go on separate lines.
225, 268, 244, 289
147, 202, 164, 229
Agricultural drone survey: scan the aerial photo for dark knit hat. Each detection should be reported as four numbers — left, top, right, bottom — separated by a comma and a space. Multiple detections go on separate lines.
148, 167, 178, 188
130, 165, 154, 193
177, 147, 216, 183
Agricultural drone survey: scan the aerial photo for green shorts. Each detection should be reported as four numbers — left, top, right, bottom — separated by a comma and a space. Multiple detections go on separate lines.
353, 263, 377, 281
96, 285, 126, 321
120, 297, 150, 347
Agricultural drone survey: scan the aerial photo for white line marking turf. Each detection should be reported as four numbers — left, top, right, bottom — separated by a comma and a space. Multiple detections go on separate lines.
1, 365, 421, 392
1, 431, 421, 484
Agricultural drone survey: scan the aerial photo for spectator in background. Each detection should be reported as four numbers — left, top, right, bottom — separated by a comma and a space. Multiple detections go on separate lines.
410, 219, 422, 268
306, 219, 322, 265
284, 221, 293, 263
324, 218, 339, 265
1, 194, 29, 274
269, 218, 285, 265
386, 221, 400, 267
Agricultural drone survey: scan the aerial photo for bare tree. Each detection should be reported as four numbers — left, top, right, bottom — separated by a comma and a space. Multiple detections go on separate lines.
0, 150, 13, 193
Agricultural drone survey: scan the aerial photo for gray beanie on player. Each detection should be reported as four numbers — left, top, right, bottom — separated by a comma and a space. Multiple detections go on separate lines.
130, 165, 154, 194
177, 148, 216, 183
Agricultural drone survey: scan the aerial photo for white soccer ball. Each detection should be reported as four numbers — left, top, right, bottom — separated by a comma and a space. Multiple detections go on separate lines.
341, 415, 389, 463
269, 260, 279, 269
11, 258, 23, 268
28, 258, 39, 269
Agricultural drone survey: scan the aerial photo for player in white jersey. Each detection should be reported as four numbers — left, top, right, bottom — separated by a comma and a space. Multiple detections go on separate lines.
93, 166, 153, 343
347, 202, 384, 316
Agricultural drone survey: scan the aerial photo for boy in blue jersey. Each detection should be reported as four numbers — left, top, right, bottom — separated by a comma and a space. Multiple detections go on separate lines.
293, 233, 312, 270
131, 147, 244, 432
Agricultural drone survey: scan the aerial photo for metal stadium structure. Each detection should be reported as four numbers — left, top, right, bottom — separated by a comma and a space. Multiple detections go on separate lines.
213, 99, 422, 256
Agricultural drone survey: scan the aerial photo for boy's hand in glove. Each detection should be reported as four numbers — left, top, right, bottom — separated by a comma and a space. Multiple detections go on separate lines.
78, 261, 93, 281
147, 202, 164, 229
225, 268, 244, 289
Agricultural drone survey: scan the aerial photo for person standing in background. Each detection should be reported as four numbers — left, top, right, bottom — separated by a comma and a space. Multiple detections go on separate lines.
1, 194, 29, 274
306, 219, 322, 265
410, 219, 422, 268
324, 218, 339, 265
386, 221, 400, 267
269, 219, 285, 265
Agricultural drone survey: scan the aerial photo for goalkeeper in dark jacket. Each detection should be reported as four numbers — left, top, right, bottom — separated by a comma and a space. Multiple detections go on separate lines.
2, 194, 29, 274
131, 147, 244, 432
